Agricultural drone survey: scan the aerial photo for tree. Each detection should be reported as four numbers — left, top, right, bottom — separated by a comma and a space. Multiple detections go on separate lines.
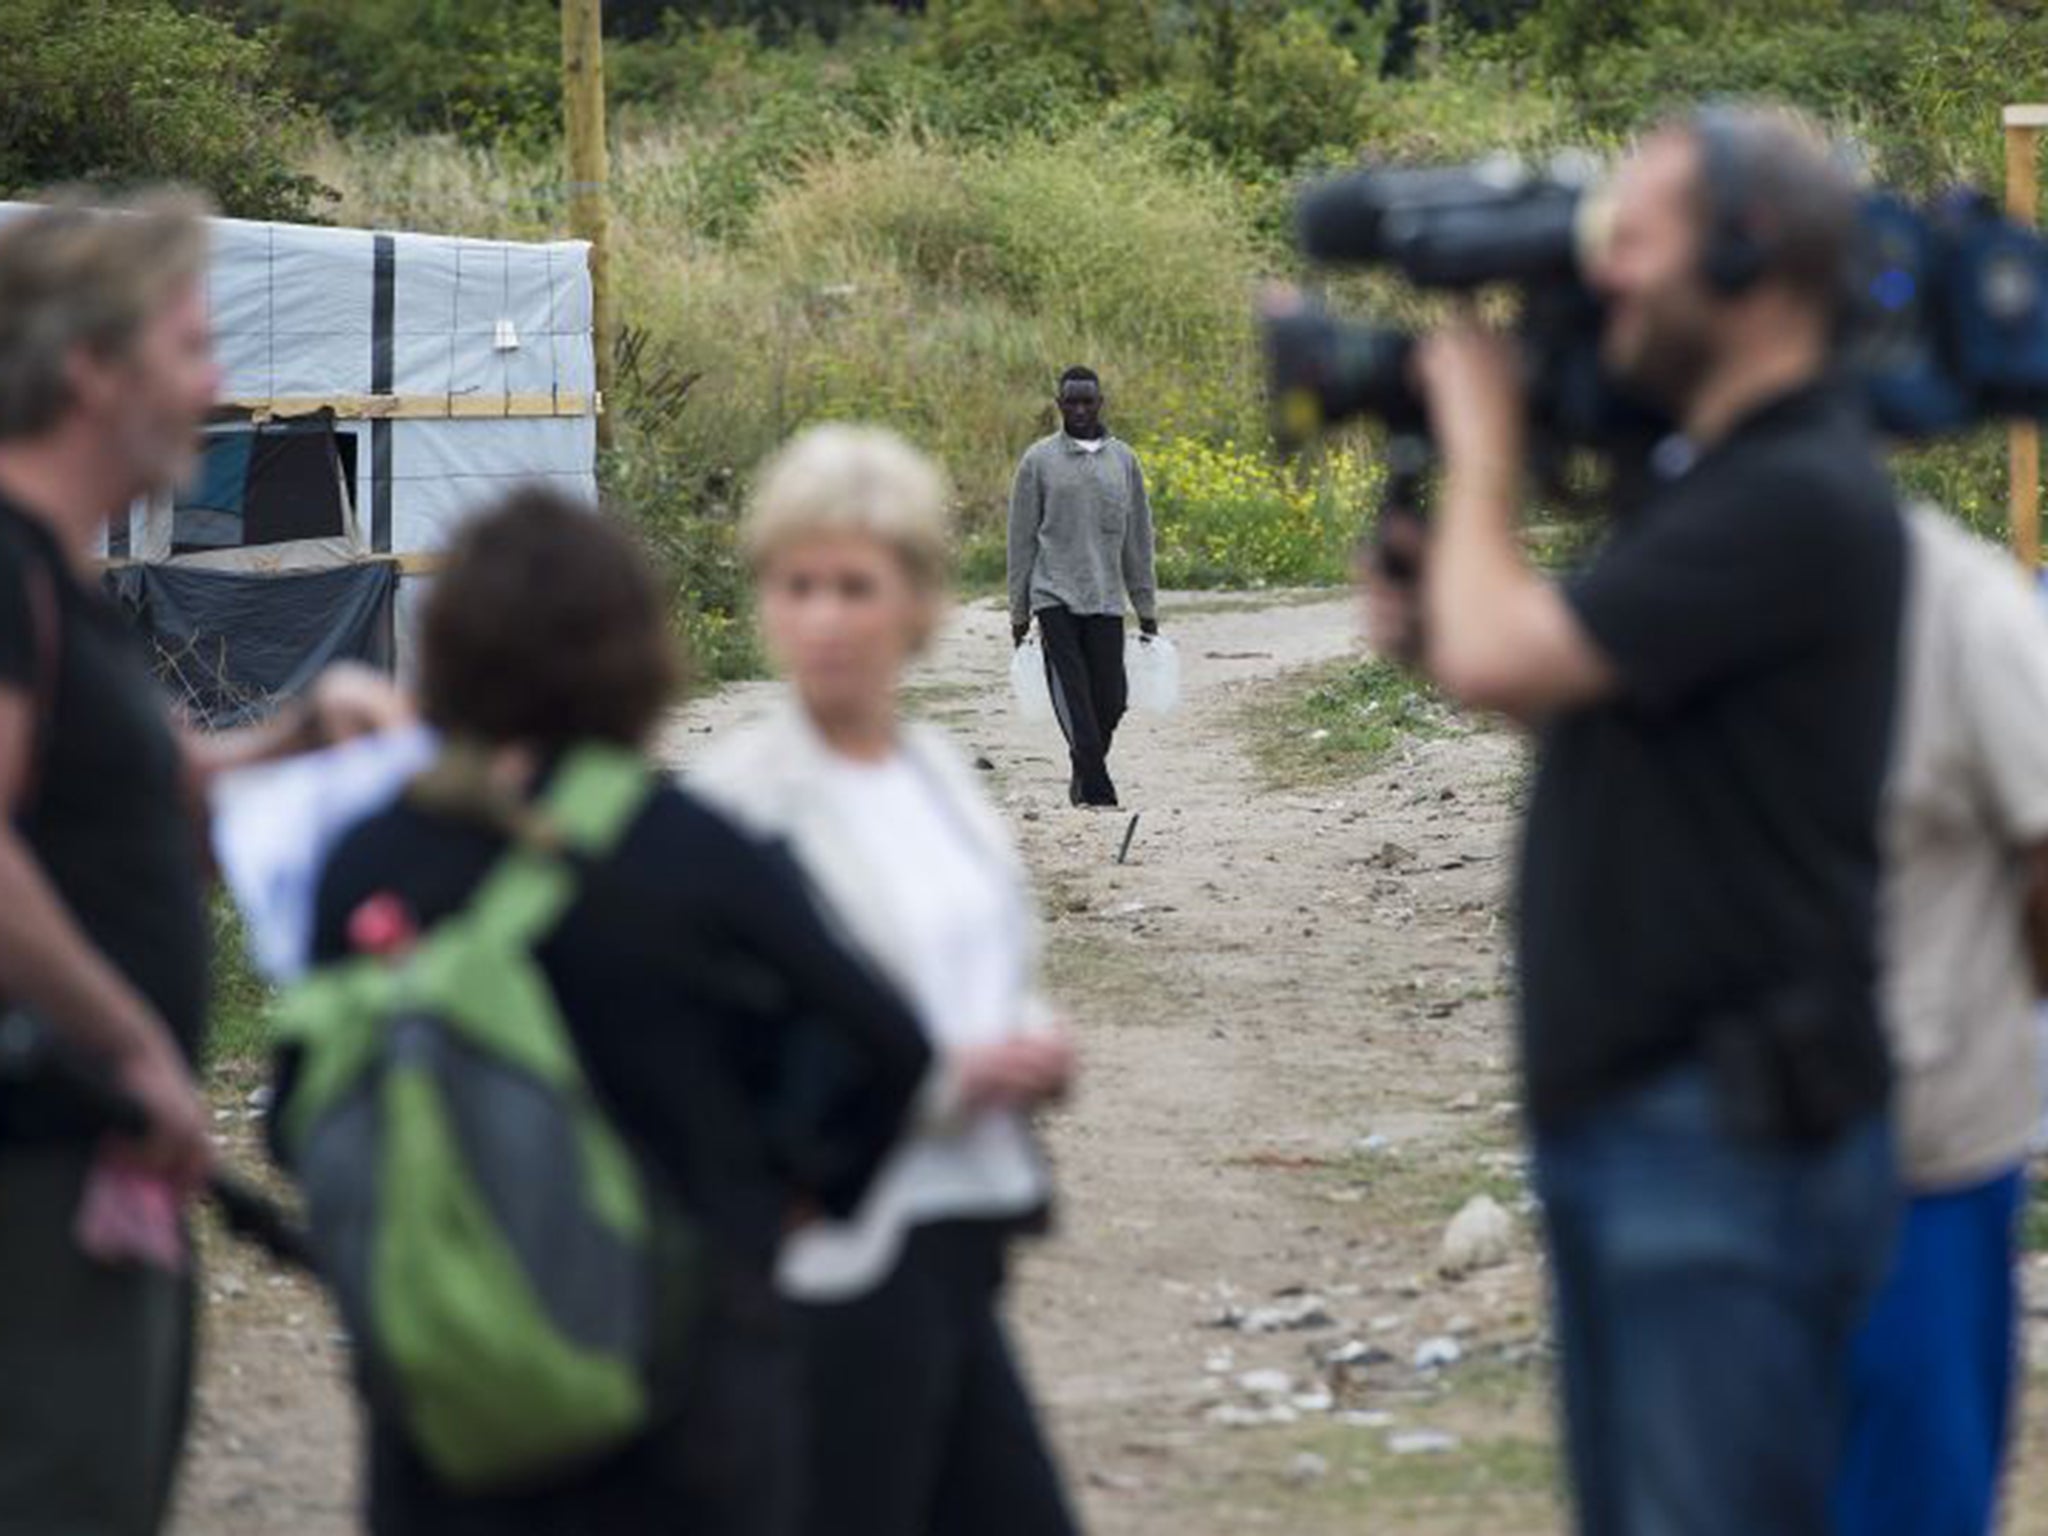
259, 0, 560, 147
0, 0, 327, 220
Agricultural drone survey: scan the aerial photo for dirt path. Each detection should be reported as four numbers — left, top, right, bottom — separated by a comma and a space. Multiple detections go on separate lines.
174, 590, 2048, 1535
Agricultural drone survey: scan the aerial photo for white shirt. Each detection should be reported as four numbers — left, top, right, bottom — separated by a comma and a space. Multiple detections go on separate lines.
1883, 507, 2048, 1188
777, 751, 1051, 1300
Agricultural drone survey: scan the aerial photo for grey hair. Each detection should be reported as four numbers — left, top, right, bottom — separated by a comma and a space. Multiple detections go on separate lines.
0, 190, 212, 442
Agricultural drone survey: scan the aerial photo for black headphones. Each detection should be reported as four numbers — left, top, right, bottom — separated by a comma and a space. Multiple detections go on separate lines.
1693, 106, 1770, 296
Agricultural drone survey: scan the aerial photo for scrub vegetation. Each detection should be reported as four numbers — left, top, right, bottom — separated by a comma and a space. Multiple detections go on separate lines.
0, 0, 2037, 673
1247, 656, 1459, 785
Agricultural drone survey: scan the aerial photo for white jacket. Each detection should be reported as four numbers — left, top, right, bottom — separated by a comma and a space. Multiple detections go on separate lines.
689, 700, 1058, 1300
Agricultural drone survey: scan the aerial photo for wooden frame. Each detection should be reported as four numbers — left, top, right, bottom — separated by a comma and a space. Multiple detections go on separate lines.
2007, 107, 2046, 568
214, 393, 601, 424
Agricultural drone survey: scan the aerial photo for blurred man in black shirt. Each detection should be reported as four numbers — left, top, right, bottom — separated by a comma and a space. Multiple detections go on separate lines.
0, 198, 406, 1535
1367, 109, 1903, 1535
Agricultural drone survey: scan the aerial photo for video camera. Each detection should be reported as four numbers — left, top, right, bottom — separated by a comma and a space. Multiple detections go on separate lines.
1266, 154, 2048, 453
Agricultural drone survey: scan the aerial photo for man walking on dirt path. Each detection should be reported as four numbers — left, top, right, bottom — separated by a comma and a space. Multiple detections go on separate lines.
1366, 108, 1903, 1535
1008, 365, 1159, 808
1834, 504, 2048, 1536
0, 196, 406, 1536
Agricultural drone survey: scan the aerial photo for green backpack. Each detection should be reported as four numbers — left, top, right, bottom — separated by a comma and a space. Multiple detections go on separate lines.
272, 743, 701, 1492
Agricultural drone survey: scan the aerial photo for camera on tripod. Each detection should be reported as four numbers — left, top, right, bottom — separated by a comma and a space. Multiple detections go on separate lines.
1266, 152, 2048, 454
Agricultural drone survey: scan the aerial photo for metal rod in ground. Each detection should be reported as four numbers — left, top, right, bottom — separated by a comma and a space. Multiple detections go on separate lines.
1117, 812, 1141, 865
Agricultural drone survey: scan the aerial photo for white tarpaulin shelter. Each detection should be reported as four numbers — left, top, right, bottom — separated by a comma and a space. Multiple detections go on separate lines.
0, 203, 600, 721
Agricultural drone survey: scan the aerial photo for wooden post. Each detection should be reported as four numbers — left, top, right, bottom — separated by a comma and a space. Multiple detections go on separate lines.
2005, 106, 2047, 570
563, 0, 614, 449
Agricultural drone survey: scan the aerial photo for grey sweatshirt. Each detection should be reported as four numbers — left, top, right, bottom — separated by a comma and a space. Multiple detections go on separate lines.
1007, 432, 1158, 628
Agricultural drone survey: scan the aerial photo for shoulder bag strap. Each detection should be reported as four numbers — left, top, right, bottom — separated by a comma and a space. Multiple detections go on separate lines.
450, 743, 657, 957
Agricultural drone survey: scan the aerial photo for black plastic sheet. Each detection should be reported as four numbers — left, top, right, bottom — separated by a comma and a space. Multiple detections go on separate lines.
107, 563, 396, 728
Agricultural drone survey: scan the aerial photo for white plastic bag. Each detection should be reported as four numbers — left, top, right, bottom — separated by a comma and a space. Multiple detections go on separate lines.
210, 724, 440, 983
1125, 632, 1181, 716
1010, 635, 1056, 722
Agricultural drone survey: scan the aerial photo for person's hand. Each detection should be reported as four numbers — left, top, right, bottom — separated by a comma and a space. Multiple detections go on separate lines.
1359, 517, 1426, 667
1411, 326, 1526, 501
1139, 617, 1160, 640
308, 663, 414, 747
112, 1036, 213, 1196
957, 1029, 1077, 1114
1012, 622, 1032, 649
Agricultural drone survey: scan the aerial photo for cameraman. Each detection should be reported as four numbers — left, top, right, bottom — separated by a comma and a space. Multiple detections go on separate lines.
1367, 109, 1903, 1534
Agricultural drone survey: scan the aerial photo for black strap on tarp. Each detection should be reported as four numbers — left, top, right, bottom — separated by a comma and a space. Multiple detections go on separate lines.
370, 234, 396, 554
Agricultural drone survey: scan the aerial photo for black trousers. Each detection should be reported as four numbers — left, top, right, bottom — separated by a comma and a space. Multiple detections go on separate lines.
0, 1144, 195, 1536
796, 1220, 1080, 1536
1037, 606, 1126, 807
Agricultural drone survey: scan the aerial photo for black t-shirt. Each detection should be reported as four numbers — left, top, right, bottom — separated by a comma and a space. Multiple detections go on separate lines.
1517, 383, 1905, 1130
0, 494, 209, 1062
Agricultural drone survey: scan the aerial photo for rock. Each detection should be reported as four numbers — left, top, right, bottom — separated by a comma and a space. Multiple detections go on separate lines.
1237, 1369, 1294, 1398
1291, 1388, 1335, 1413
1204, 1348, 1235, 1375
1337, 1409, 1395, 1429
1288, 1452, 1331, 1484
1233, 1294, 1335, 1334
972, 755, 996, 772
1087, 1469, 1146, 1494
1206, 1403, 1300, 1429
1388, 1429, 1460, 1456
1439, 1194, 1515, 1278
1448, 1090, 1483, 1112
1370, 841, 1419, 870
1413, 1335, 1462, 1372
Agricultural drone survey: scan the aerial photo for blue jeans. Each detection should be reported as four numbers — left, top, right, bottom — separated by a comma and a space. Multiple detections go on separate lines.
1534, 1064, 1899, 1536
1834, 1167, 2024, 1536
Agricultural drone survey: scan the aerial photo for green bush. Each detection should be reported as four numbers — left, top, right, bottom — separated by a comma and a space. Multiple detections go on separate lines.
1896, 431, 2010, 545
1142, 435, 1380, 587
1174, 8, 1376, 173
260, 0, 561, 148
0, 0, 328, 220
605, 432, 763, 684
918, 0, 1169, 98
1513, 0, 2045, 191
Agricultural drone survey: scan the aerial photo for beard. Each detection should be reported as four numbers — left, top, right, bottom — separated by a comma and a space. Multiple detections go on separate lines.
1603, 293, 1719, 418
115, 409, 203, 504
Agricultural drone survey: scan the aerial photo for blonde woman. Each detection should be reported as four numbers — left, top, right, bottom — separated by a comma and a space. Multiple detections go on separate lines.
692, 426, 1082, 1536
